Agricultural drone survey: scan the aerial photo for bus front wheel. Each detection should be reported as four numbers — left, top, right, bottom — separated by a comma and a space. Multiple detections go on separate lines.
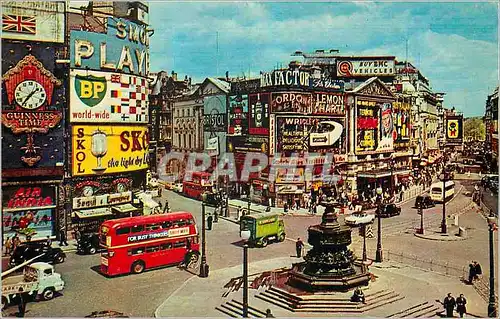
131, 261, 145, 274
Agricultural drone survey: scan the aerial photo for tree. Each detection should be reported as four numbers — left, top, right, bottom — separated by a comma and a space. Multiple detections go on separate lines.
464, 117, 486, 141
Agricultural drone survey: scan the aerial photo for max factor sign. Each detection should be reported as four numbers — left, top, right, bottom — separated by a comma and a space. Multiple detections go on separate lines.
260, 70, 311, 87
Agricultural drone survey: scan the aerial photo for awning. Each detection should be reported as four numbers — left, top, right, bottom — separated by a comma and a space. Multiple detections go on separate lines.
357, 169, 411, 179
142, 198, 160, 209
112, 203, 139, 213
74, 208, 113, 219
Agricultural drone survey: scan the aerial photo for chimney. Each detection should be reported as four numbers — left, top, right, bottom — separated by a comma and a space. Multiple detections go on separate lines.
173, 72, 177, 81
188, 77, 192, 85
225, 71, 229, 81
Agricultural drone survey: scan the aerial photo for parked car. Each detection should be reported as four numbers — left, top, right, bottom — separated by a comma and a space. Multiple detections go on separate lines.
77, 233, 101, 255
376, 203, 401, 217
344, 212, 375, 226
9, 243, 66, 267
173, 183, 183, 193
414, 194, 435, 209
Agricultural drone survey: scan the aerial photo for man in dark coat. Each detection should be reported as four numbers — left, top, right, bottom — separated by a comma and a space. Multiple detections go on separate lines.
296, 238, 304, 258
207, 214, 213, 231
473, 261, 482, 279
456, 294, 467, 318
17, 287, 28, 317
468, 261, 476, 284
443, 293, 456, 318
59, 227, 68, 246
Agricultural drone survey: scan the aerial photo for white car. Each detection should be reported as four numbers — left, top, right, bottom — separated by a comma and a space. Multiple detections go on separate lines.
345, 212, 375, 226
173, 183, 183, 193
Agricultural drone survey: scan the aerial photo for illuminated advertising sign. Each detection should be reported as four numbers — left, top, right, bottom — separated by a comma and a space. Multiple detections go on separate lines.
249, 93, 270, 135
446, 115, 463, 145
228, 94, 248, 136
70, 69, 149, 123
337, 58, 395, 77
203, 95, 227, 132
70, 18, 149, 76
355, 99, 394, 154
275, 116, 346, 154
271, 92, 312, 113
260, 70, 311, 87
392, 102, 411, 149
312, 92, 345, 115
227, 136, 269, 153
72, 125, 149, 176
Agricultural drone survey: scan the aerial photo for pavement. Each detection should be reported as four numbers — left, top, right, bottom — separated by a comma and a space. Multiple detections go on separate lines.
414, 225, 468, 241
154, 256, 488, 318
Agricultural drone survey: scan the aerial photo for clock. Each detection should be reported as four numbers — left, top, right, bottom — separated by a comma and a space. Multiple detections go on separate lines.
117, 183, 127, 193
14, 80, 47, 109
82, 186, 94, 197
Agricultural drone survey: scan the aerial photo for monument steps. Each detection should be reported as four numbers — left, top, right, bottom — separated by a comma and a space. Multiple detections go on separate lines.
386, 301, 441, 318
360, 292, 405, 312
215, 299, 266, 318
255, 292, 295, 311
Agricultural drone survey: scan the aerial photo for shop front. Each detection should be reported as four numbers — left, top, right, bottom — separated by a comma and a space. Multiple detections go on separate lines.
249, 179, 271, 205
71, 190, 137, 234
2, 185, 58, 242
275, 184, 305, 208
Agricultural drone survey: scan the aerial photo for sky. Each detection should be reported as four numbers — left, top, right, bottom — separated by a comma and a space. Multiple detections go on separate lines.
149, 1, 499, 117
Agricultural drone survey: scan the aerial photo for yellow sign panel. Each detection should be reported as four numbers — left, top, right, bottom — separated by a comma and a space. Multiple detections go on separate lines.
72, 125, 149, 176
447, 119, 459, 139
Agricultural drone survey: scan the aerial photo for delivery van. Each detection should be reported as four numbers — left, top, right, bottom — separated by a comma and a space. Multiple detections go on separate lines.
240, 212, 286, 247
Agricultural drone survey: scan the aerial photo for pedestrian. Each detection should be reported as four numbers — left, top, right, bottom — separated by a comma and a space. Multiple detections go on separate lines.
473, 261, 482, 280
296, 238, 304, 258
283, 202, 289, 213
214, 207, 219, 223
163, 201, 169, 214
4, 236, 13, 256
443, 293, 456, 318
45, 236, 52, 248
468, 261, 476, 284
265, 308, 275, 318
17, 287, 27, 317
456, 294, 467, 318
59, 227, 68, 246
207, 214, 213, 231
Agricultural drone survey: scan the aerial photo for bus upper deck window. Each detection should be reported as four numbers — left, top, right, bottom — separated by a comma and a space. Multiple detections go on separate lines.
131, 225, 144, 233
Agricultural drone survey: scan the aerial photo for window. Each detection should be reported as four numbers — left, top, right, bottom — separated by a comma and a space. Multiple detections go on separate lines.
188, 134, 192, 148
116, 227, 130, 235
128, 247, 145, 256
43, 269, 52, 275
146, 223, 162, 231
146, 245, 160, 253
173, 241, 186, 248
161, 221, 172, 229
183, 135, 186, 148
131, 225, 144, 233
160, 243, 172, 250
175, 220, 188, 227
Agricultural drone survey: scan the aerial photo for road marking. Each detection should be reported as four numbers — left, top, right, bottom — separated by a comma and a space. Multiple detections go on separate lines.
154, 273, 197, 317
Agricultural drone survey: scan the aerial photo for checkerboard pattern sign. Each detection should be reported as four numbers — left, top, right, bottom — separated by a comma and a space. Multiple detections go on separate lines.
110, 75, 149, 122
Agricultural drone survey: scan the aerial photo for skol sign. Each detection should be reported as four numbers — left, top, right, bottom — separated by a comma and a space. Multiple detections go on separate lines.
446, 115, 463, 145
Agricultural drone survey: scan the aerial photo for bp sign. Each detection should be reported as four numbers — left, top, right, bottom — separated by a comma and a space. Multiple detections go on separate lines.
75, 74, 107, 107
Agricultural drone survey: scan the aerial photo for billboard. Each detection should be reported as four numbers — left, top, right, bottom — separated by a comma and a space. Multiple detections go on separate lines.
70, 18, 150, 76
2, 2, 65, 43
392, 102, 411, 149
72, 125, 149, 176
337, 58, 395, 77
355, 99, 394, 154
228, 94, 248, 136
1, 44, 65, 173
312, 92, 345, 115
227, 135, 269, 153
203, 95, 227, 132
275, 116, 346, 154
70, 69, 149, 123
446, 115, 463, 145
271, 92, 312, 113
249, 93, 270, 135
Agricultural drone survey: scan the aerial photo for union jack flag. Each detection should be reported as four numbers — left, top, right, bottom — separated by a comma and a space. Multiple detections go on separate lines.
2, 14, 36, 34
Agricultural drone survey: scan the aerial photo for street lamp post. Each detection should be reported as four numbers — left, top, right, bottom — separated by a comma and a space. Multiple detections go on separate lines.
418, 206, 424, 234
241, 230, 251, 318
247, 197, 251, 216
199, 193, 209, 278
441, 167, 447, 234
375, 185, 383, 262
362, 224, 367, 262
487, 212, 497, 317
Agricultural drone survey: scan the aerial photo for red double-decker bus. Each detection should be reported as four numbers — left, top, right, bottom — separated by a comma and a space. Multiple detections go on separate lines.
99, 212, 200, 276
183, 171, 213, 200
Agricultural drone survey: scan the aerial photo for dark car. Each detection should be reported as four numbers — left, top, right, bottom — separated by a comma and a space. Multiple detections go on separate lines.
77, 233, 101, 255
85, 311, 129, 318
376, 203, 401, 217
9, 242, 66, 267
415, 194, 435, 209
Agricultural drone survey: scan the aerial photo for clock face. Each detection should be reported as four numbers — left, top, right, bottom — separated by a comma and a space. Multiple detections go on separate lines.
82, 186, 94, 197
14, 80, 47, 110
117, 183, 127, 193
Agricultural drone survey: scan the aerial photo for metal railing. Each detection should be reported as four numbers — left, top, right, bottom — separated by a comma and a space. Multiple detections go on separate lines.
386, 250, 468, 279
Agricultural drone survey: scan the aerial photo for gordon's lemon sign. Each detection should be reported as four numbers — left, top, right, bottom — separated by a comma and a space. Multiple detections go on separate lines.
72, 125, 149, 176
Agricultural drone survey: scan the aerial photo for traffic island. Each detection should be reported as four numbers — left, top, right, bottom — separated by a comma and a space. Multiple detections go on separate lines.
414, 225, 468, 241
